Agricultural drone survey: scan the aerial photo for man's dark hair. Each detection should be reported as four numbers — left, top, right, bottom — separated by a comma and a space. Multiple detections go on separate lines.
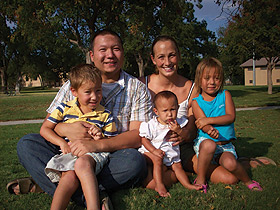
90, 29, 123, 50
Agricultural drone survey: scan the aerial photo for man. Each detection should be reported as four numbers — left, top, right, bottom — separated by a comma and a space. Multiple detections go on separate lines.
15, 29, 153, 207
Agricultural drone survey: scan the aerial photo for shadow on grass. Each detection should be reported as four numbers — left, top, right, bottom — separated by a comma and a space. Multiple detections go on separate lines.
235, 137, 273, 158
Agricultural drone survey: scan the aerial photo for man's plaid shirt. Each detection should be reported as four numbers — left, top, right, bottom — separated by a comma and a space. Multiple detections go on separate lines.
47, 70, 153, 133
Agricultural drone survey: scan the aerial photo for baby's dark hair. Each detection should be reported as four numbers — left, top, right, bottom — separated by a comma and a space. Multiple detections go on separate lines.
194, 57, 224, 94
153, 90, 178, 109
69, 64, 101, 90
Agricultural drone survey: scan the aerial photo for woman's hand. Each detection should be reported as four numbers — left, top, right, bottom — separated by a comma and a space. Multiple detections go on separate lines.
165, 130, 184, 146
152, 148, 165, 159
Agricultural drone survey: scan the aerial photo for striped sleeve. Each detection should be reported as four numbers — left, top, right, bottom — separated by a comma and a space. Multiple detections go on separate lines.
47, 102, 67, 124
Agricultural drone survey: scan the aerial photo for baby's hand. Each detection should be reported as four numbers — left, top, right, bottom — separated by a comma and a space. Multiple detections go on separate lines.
60, 142, 71, 154
88, 125, 103, 140
168, 119, 181, 133
195, 117, 209, 129
153, 149, 165, 159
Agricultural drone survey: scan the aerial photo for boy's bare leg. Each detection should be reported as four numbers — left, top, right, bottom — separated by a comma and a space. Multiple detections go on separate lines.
75, 155, 99, 210
51, 171, 79, 210
171, 162, 202, 190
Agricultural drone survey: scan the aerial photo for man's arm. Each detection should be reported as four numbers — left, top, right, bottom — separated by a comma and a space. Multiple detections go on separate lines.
69, 129, 141, 157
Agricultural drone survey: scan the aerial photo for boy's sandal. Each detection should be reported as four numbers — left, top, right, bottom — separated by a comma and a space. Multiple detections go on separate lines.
247, 180, 263, 191
193, 178, 208, 194
6, 177, 43, 194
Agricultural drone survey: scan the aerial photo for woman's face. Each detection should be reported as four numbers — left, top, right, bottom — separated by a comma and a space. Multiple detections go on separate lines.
151, 40, 180, 76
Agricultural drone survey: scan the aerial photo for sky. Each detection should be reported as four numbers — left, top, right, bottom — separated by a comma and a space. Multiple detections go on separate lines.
194, 0, 235, 33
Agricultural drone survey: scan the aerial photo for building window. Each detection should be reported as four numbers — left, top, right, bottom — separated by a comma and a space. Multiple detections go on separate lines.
249, 80, 253, 84
248, 67, 253, 71
276, 79, 280, 83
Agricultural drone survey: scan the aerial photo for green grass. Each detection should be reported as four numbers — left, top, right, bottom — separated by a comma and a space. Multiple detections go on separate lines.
0, 86, 280, 209
0, 87, 58, 121
0, 86, 279, 121
0, 110, 279, 209
226, 85, 280, 108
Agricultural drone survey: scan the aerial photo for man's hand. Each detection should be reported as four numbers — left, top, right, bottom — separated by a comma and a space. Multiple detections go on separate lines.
69, 140, 101, 157
59, 121, 93, 142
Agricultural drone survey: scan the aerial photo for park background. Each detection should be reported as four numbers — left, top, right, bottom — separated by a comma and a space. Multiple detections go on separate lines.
1, 0, 280, 209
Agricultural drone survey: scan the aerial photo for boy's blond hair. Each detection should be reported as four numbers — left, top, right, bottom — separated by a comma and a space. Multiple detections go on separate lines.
69, 64, 102, 90
194, 57, 224, 94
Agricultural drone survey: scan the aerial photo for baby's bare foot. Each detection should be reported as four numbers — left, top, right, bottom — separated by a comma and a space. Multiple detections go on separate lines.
155, 184, 171, 197
186, 184, 203, 191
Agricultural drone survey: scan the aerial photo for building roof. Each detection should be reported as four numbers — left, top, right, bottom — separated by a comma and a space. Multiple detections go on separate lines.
240, 57, 280, 67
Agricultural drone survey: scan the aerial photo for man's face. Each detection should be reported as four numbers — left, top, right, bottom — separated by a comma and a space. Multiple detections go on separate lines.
90, 34, 124, 75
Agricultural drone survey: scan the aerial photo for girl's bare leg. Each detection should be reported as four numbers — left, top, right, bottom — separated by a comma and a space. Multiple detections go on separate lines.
75, 155, 99, 210
196, 139, 216, 185
219, 152, 252, 186
51, 171, 79, 210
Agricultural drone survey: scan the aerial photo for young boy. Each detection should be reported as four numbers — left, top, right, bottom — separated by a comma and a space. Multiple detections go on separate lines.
138, 91, 202, 197
40, 64, 117, 210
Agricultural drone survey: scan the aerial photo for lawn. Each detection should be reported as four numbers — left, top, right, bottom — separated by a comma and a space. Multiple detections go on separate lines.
0, 86, 279, 209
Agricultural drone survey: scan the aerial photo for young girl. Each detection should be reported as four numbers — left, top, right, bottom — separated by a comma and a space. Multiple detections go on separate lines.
41, 64, 117, 210
138, 91, 201, 197
191, 57, 262, 193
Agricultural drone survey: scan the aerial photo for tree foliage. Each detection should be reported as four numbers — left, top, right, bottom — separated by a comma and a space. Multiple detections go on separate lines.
1, 0, 218, 91
218, 0, 280, 93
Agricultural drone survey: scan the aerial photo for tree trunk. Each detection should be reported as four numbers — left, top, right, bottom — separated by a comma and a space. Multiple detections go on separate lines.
38, 75, 44, 87
85, 50, 92, 64
15, 74, 22, 95
135, 52, 146, 77
0, 66, 8, 94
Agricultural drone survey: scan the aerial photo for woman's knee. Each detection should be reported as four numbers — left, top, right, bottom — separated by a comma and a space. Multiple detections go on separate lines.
209, 165, 238, 184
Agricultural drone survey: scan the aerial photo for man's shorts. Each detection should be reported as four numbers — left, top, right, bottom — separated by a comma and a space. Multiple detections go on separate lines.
193, 136, 237, 164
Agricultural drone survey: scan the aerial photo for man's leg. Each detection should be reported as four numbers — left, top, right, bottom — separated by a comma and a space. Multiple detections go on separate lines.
97, 148, 147, 192
17, 133, 60, 196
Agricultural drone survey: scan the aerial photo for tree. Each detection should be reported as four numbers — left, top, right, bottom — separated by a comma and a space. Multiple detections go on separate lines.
218, 0, 280, 93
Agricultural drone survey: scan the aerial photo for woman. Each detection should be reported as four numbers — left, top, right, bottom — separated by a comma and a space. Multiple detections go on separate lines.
139, 35, 238, 190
